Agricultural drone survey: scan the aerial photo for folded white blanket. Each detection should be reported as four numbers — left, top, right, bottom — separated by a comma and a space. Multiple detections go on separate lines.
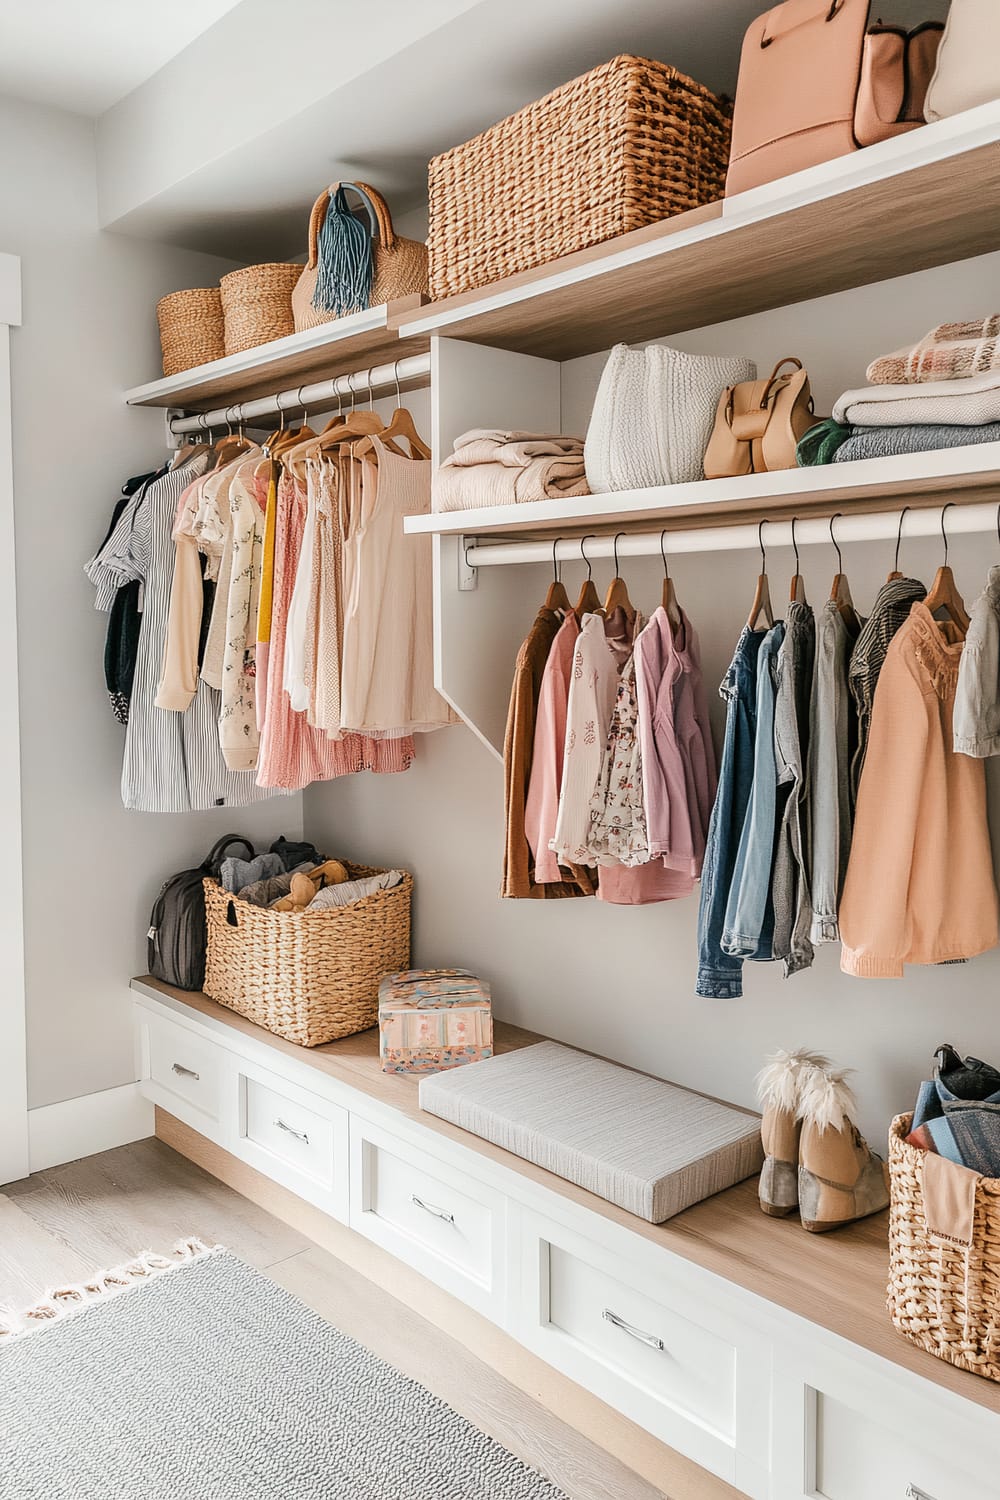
433, 429, 589, 512
833, 367, 1000, 428
304, 869, 404, 911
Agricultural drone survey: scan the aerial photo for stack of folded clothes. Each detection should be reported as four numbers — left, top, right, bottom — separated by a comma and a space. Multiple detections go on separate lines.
432, 429, 589, 512
908, 1042, 1000, 1176
799, 317, 1000, 466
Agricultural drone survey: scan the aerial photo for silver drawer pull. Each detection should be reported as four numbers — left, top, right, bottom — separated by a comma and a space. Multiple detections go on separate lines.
275, 1118, 310, 1145
411, 1193, 455, 1225
603, 1308, 666, 1352
906, 1488, 937, 1500
171, 1063, 200, 1081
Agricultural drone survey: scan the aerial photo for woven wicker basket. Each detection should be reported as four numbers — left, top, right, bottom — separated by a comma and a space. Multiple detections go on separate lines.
427, 54, 732, 301
888, 1113, 1000, 1381
219, 263, 301, 356
203, 866, 412, 1047
156, 287, 225, 376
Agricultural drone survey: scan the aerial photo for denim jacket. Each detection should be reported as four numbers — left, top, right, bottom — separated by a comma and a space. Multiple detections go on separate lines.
954, 566, 1000, 758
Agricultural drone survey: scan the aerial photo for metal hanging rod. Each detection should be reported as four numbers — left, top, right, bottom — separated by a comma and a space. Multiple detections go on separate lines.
463, 501, 1000, 568
167, 353, 432, 437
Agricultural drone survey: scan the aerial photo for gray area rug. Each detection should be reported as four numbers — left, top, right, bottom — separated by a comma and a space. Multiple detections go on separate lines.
0, 1242, 569, 1500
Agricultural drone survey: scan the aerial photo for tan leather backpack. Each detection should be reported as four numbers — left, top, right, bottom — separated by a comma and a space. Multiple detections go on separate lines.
703, 358, 817, 478
725, 0, 943, 197
292, 181, 428, 330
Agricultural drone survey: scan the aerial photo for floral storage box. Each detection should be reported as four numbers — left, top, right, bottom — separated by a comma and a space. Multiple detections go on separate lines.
378, 968, 492, 1075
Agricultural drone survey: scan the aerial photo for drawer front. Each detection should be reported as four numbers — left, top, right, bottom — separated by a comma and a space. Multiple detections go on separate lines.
814, 1394, 987, 1500
517, 1210, 771, 1491
141, 1011, 226, 1130
350, 1118, 506, 1321
236, 1062, 349, 1222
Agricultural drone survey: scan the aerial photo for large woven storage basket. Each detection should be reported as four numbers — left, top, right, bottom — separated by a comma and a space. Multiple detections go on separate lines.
427, 54, 732, 301
888, 1112, 1000, 1381
219, 263, 301, 356
156, 288, 225, 376
203, 866, 412, 1047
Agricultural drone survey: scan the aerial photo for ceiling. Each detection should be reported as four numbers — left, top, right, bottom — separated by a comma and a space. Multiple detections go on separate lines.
0, 0, 243, 115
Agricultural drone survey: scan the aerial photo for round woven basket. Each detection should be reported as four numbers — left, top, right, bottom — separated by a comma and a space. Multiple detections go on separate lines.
156, 287, 225, 376
202, 865, 412, 1047
888, 1112, 1000, 1381
219, 263, 301, 356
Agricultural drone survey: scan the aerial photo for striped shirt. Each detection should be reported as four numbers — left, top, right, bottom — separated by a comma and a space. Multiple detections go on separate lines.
848, 575, 926, 795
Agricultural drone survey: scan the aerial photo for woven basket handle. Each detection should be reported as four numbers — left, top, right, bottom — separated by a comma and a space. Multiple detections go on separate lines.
306, 190, 330, 271
306, 184, 381, 269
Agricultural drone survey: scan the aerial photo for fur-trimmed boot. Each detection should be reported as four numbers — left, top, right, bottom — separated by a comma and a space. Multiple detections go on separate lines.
797, 1067, 889, 1233
755, 1049, 831, 1217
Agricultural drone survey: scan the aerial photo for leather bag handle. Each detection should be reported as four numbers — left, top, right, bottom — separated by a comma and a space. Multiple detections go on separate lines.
761, 356, 805, 406
202, 834, 255, 875
760, 0, 847, 48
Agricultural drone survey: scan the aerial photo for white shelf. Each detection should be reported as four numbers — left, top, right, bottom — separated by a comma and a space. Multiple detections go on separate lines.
124, 296, 429, 412
406, 442, 1000, 541
392, 103, 1000, 361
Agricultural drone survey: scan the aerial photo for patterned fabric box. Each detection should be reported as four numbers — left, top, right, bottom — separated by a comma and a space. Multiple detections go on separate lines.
378, 968, 492, 1075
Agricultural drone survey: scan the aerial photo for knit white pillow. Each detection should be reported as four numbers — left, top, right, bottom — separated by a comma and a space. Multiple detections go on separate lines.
925, 0, 1000, 122
584, 344, 756, 493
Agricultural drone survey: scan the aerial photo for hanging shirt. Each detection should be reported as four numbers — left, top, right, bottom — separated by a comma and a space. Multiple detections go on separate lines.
219, 454, 268, 771
848, 575, 925, 794
953, 565, 1000, 758
771, 599, 816, 977
809, 600, 860, 944
585, 654, 651, 868
523, 615, 596, 894
840, 603, 999, 976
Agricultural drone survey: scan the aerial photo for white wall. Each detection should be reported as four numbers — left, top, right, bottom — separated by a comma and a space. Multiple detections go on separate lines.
305, 247, 1000, 1150
0, 92, 302, 1111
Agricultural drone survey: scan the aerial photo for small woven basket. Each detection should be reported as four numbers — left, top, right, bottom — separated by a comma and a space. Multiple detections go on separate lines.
156, 287, 225, 376
888, 1113, 1000, 1381
219, 263, 301, 356
203, 865, 412, 1047
427, 54, 732, 300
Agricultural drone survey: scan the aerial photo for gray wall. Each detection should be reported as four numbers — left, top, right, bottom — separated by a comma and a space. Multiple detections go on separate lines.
305, 248, 1000, 1150
0, 92, 301, 1109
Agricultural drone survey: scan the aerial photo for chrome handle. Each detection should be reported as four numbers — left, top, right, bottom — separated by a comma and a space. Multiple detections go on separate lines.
602, 1308, 666, 1352
906, 1488, 936, 1500
171, 1063, 200, 1080
275, 1118, 309, 1145
411, 1193, 455, 1225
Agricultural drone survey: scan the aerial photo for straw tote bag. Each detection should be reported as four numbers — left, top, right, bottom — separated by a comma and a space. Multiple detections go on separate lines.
292, 181, 428, 329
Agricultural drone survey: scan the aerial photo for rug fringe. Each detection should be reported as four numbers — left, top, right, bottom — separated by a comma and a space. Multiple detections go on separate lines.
0, 1237, 223, 1341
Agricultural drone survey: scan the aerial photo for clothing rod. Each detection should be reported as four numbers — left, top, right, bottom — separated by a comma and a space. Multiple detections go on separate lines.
167, 353, 432, 436
463, 502, 1000, 568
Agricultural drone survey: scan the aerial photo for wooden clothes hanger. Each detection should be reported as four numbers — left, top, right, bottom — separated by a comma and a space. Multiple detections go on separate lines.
788, 516, 807, 605
659, 530, 682, 629
603, 532, 636, 628
544, 537, 571, 613
888, 504, 911, 581
827, 512, 859, 633
923, 502, 970, 634
574, 535, 604, 617
354, 363, 431, 462
747, 519, 774, 629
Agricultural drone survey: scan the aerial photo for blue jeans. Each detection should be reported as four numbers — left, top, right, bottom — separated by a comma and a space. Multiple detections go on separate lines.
722, 622, 785, 960
913, 1076, 1000, 1176
696, 627, 765, 999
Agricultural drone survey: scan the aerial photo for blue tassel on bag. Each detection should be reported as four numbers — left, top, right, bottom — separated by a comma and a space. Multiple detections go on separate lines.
312, 186, 374, 318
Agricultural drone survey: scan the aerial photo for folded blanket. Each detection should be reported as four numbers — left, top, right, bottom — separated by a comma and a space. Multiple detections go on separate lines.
834, 422, 1000, 464
433, 430, 589, 512
302, 869, 404, 911
867, 316, 1000, 385
833, 367, 1000, 427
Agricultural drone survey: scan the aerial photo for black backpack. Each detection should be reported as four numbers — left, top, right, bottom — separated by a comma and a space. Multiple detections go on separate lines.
147, 835, 255, 990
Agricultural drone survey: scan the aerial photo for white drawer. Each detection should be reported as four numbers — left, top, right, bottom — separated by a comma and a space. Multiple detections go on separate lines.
139, 1009, 227, 1133
517, 1209, 771, 1494
235, 1061, 349, 1222
813, 1393, 989, 1500
350, 1117, 506, 1322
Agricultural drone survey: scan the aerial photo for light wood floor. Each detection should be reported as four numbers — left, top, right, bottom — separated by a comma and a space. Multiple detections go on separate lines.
1, 1138, 668, 1500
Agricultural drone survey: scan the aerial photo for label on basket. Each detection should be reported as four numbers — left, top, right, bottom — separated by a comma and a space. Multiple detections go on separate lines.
921, 1151, 979, 1250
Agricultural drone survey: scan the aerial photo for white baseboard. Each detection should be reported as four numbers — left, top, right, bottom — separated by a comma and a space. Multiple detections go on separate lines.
28, 1083, 155, 1173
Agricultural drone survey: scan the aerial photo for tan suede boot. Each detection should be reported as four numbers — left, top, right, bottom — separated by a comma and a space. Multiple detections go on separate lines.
796, 1067, 890, 1233
755, 1049, 831, 1217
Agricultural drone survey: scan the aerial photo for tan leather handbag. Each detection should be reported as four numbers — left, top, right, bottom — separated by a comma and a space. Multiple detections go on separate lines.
292, 181, 428, 330
726, 1, 942, 197
703, 358, 817, 478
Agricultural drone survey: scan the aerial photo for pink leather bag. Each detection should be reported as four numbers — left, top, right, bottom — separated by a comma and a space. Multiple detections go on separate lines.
726, 0, 942, 197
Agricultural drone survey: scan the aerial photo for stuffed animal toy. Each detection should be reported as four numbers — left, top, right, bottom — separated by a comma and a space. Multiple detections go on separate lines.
270, 859, 351, 912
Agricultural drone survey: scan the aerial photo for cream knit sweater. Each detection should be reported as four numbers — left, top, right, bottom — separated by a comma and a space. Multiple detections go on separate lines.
584, 343, 756, 493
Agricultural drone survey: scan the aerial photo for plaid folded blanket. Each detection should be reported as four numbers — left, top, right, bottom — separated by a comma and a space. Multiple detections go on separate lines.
867, 315, 1000, 385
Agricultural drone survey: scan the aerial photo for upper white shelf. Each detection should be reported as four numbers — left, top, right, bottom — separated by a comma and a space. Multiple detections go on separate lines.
124, 296, 429, 412
405, 441, 1000, 540
392, 103, 1000, 362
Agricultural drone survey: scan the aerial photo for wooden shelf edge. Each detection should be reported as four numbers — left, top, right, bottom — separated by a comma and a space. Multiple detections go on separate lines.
125, 295, 429, 412
405, 444, 1000, 540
